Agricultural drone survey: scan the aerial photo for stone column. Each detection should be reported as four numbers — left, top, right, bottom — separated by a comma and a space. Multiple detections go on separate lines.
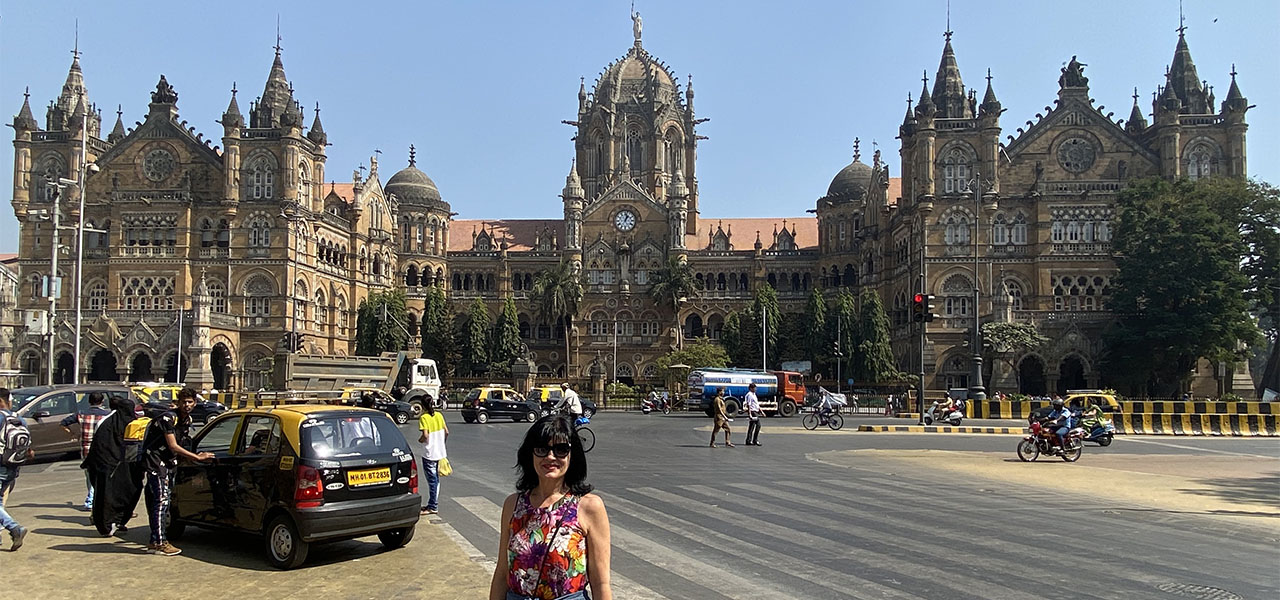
184, 274, 216, 390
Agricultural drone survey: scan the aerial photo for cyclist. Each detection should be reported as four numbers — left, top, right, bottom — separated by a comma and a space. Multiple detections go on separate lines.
555, 382, 583, 419
816, 390, 838, 424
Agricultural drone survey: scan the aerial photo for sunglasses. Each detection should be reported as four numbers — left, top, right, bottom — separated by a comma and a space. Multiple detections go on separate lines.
532, 443, 572, 458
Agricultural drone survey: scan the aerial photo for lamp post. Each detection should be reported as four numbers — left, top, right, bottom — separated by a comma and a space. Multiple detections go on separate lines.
71, 111, 100, 383
966, 170, 997, 402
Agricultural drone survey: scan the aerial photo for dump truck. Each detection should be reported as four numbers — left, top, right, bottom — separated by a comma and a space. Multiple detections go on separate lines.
688, 368, 806, 417
270, 351, 442, 417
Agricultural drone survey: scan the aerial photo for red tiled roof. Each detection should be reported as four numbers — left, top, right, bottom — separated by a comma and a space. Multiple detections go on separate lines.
0, 254, 18, 265
450, 219, 564, 252
324, 183, 357, 204
690, 217, 818, 250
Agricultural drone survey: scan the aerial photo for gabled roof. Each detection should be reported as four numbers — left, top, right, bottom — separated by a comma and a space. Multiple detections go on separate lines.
1003, 95, 1158, 164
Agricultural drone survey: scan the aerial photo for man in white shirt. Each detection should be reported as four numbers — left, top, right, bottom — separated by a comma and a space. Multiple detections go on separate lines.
744, 383, 763, 446
557, 383, 583, 418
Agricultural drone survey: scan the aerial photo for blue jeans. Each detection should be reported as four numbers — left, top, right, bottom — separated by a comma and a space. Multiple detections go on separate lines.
0, 465, 19, 531
422, 458, 439, 511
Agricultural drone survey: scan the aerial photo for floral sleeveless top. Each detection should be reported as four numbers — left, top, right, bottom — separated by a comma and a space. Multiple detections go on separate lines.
507, 492, 588, 599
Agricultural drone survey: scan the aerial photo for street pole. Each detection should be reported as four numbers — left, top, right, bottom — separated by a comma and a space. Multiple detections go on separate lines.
47, 196, 60, 385
761, 303, 767, 371
919, 218, 927, 426
612, 314, 618, 383
175, 308, 183, 384
72, 110, 88, 384
970, 171, 986, 401
835, 312, 841, 395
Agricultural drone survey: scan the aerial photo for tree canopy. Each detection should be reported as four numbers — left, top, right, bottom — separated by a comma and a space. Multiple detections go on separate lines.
355, 289, 409, 356
853, 288, 904, 383
462, 298, 492, 375
490, 296, 523, 375
530, 261, 583, 375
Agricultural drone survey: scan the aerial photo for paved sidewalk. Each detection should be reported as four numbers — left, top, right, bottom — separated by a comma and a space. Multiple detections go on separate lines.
4, 462, 492, 599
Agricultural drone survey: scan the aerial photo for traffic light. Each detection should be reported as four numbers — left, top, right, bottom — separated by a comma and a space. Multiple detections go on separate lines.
832, 340, 842, 357
913, 294, 938, 323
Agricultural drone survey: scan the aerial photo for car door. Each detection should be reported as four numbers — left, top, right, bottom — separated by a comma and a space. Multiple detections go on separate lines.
227, 415, 283, 530
486, 389, 506, 416
174, 415, 242, 525
22, 391, 79, 455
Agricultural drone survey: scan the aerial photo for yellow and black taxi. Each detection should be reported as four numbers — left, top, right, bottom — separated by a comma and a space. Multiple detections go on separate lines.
1029, 390, 1122, 422
170, 403, 420, 569
459, 385, 541, 424
526, 385, 597, 418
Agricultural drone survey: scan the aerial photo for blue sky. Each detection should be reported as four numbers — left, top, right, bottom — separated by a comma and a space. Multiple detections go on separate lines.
1, 0, 1275, 253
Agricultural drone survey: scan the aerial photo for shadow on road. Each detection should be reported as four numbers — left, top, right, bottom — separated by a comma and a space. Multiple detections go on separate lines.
1179, 473, 1280, 509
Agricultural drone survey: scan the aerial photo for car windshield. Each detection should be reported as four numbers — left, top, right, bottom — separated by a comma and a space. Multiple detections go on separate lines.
10, 391, 41, 411
299, 414, 407, 459
464, 389, 482, 402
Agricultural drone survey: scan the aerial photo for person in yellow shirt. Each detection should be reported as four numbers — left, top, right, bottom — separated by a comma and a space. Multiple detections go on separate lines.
417, 399, 449, 515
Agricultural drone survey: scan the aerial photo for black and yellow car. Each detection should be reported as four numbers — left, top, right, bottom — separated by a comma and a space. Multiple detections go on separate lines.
170, 404, 421, 569
459, 385, 541, 424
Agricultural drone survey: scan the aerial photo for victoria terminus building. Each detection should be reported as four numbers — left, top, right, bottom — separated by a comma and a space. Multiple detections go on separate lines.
9, 19, 1254, 394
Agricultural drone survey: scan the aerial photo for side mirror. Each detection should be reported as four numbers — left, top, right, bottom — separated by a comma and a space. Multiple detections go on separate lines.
33, 410, 51, 419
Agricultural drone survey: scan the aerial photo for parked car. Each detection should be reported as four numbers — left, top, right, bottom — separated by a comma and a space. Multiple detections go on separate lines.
526, 385, 597, 418
460, 385, 541, 424
8, 384, 133, 456
170, 404, 420, 569
340, 387, 415, 425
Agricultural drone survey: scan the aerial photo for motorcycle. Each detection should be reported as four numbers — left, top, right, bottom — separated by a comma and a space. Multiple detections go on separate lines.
923, 399, 965, 426
1079, 415, 1115, 447
1017, 419, 1086, 462
640, 395, 671, 415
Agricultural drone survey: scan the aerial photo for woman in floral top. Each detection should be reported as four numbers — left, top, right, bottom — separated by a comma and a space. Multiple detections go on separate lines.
490, 415, 612, 600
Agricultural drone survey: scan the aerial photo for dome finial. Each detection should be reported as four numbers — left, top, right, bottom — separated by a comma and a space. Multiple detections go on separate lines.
408, 144, 416, 167
631, 5, 643, 46
852, 137, 861, 163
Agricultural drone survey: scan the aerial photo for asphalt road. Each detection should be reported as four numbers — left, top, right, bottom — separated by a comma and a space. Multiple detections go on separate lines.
7, 409, 1279, 600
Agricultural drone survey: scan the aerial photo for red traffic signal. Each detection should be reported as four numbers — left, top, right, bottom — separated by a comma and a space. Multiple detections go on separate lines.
914, 293, 924, 303
912, 294, 937, 323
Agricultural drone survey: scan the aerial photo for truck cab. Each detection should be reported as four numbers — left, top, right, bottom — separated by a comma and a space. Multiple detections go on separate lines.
398, 358, 442, 417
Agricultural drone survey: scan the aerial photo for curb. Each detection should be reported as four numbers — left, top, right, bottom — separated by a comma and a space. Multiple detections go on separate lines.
857, 425, 1025, 434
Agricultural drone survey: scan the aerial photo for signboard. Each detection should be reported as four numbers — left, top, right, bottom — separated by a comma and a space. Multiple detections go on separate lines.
779, 360, 812, 375
24, 309, 47, 335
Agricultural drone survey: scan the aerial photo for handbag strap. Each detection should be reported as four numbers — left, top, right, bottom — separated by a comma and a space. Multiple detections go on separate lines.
534, 494, 571, 591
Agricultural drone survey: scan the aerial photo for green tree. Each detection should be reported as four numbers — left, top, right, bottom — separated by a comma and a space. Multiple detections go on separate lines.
530, 261, 583, 375
420, 285, 453, 360
490, 296, 523, 375
833, 290, 858, 379
355, 289, 409, 356
721, 311, 744, 365
750, 286, 781, 369
463, 298, 492, 375
649, 255, 700, 314
1105, 177, 1259, 395
982, 321, 1049, 389
656, 337, 730, 372
776, 312, 808, 364
803, 288, 829, 373
1192, 178, 1280, 338
853, 289, 903, 383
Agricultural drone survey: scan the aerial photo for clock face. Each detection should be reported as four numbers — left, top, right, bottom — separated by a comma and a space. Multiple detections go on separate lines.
614, 209, 637, 232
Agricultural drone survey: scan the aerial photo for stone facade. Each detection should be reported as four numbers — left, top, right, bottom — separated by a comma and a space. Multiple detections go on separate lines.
9, 24, 1253, 394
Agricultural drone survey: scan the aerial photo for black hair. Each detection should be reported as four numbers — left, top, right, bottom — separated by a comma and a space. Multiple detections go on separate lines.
424, 394, 436, 416
87, 392, 105, 406
0, 387, 9, 402
515, 415, 593, 496
178, 387, 199, 401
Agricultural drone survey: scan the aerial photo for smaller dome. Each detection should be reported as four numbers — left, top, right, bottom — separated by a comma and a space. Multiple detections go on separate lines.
826, 160, 873, 199
386, 164, 441, 203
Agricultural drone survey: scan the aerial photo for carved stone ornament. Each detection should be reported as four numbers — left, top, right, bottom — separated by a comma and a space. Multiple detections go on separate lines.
143, 148, 177, 182
1056, 137, 1096, 173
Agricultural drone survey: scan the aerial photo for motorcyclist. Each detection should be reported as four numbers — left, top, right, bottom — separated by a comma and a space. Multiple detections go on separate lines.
1078, 402, 1108, 431
933, 393, 956, 418
1045, 397, 1075, 450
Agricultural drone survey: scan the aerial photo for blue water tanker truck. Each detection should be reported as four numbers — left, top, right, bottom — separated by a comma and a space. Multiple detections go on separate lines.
689, 368, 806, 417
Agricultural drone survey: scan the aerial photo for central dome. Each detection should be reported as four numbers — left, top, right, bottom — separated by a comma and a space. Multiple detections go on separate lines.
592, 45, 680, 105
385, 148, 442, 204
826, 159, 873, 200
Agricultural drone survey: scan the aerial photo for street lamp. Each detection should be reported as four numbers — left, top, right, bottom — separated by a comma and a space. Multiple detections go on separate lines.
279, 204, 308, 353
71, 156, 101, 384
963, 170, 999, 402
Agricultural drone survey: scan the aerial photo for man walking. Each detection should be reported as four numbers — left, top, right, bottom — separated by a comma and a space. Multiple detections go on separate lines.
744, 383, 762, 446
0, 388, 32, 551
141, 388, 212, 556
417, 400, 449, 515
710, 388, 734, 448
62, 392, 113, 510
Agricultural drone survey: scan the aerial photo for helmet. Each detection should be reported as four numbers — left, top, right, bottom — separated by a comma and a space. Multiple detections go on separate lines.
1051, 397, 1065, 408
560, 382, 570, 389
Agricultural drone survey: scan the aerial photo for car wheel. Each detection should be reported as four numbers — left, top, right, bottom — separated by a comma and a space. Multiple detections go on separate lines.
378, 524, 416, 549
525, 410, 537, 423
395, 411, 410, 425
264, 514, 310, 570
476, 411, 490, 424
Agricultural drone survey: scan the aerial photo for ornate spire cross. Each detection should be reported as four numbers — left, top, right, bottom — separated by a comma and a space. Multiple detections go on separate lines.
944, 0, 953, 41
274, 15, 283, 55
1177, 0, 1187, 35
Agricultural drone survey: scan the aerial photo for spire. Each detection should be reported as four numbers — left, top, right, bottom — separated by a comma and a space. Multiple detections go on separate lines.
252, 45, 293, 128
1168, 28, 1209, 113
578, 76, 588, 114
1222, 64, 1249, 115
901, 93, 916, 126
852, 137, 861, 163
1126, 87, 1148, 133
931, 32, 969, 118
13, 87, 38, 132
408, 144, 417, 167
979, 68, 1001, 117
108, 104, 126, 142
915, 71, 936, 117
563, 159, 585, 199
685, 73, 695, 114
49, 47, 91, 131
220, 82, 244, 129
307, 102, 327, 145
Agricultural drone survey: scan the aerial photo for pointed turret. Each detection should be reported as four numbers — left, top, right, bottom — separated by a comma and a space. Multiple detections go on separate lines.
1159, 71, 1182, 114
307, 102, 327, 145
931, 33, 970, 119
685, 74, 695, 115
899, 93, 917, 137
1168, 30, 1210, 113
220, 83, 244, 129
108, 105, 126, 142
1125, 88, 1148, 134
13, 88, 38, 132
979, 68, 1002, 118
562, 159, 585, 199
670, 167, 689, 198
578, 76, 588, 114
69, 93, 87, 132
251, 48, 293, 128
1221, 65, 1249, 115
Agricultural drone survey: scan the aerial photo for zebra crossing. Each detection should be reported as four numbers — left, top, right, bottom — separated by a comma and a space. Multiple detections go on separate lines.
439, 470, 1276, 600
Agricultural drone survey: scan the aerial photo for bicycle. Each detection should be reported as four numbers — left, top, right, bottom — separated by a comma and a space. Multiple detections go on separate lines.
545, 406, 596, 452
802, 406, 844, 431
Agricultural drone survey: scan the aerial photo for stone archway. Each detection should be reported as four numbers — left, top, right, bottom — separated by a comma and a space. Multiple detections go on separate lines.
90, 349, 120, 381
55, 352, 75, 384
1018, 355, 1047, 396
1058, 355, 1087, 394
211, 343, 232, 390
130, 353, 154, 383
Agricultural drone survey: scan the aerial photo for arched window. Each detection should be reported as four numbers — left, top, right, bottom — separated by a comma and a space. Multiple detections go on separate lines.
248, 157, 275, 200
663, 129, 682, 175
1186, 143, 1215, 181
626, 126, 643, 174
206, 279, 227, 313
120, 276, 174, 311
298, 161, 311, 204
942, 146, 971, 194
1011, 214, 1028, 245
941, 274, 973, 316
991, 214, 1009, 245
87, 280, 108, 311
244, 274, 275, 317
38, 154, 66, 202
199, 218, 215, 248
315, 290, 328, 330
247, 216, 272, 247
1003, 279, 1024, 311
217, 219, 230, 247
406, 265, 419, 287
944, 213, 971, 246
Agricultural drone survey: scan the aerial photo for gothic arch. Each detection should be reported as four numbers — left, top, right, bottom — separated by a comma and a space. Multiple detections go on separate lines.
238, 270, 279, 296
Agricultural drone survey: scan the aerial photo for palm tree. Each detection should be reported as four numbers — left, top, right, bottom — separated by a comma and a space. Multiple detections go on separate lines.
530, 261, 584, 376
649, 255, 700, 347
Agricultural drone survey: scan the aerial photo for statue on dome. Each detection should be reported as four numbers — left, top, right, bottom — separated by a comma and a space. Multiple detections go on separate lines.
632, 11, 642, 42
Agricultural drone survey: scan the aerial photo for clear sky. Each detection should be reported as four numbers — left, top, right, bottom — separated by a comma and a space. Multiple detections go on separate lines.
1, 0, 1275, 253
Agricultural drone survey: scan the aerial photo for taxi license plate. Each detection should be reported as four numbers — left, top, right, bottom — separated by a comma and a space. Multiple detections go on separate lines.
347, 467, 392, 488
